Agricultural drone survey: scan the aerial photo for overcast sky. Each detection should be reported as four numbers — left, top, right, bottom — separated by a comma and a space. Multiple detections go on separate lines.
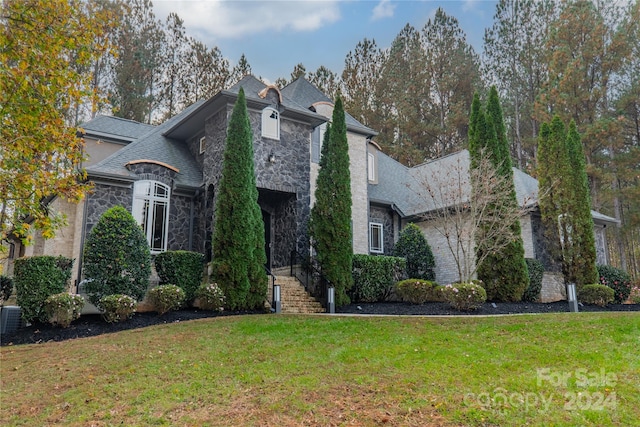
153, 0, 498, 83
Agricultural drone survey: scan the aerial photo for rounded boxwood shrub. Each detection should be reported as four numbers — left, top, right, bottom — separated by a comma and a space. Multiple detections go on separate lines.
441, 282, 487, 311
580, 284, 614, 307
522, 258, 544, 302
194, 282, 225, 311
146, 285, 185, 315
44, 293, 84, 327
83, 206, 151, 307
154, 250, 204, 303
0, 275, 14, 304
597, 265, 632, 303
395, 279, 442, 304
393, 224, 435, 281
99, 294, 137, 323
351, 255, 406, 302
14, 256, 73, 323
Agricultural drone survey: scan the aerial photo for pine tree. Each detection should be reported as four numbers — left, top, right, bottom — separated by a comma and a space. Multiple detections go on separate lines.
211, 88, 267, 310
309, 97, 353, 306
475, 87, 529, 301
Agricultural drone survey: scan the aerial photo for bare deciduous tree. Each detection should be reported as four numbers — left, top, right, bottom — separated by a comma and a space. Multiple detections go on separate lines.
409, 150, 533, 283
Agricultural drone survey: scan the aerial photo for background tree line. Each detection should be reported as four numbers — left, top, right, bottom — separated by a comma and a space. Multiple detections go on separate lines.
3, 0, 638, 278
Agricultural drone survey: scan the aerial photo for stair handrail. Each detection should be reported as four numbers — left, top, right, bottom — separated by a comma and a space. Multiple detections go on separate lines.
290, 249, 330, 305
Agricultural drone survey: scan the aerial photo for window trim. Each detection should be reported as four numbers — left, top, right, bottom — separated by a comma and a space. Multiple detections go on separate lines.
368, 152, 376, 182
199, 136, 206, 154
132, 180, 170, 254
261, 107, 280, 140
369, 222, 384, 254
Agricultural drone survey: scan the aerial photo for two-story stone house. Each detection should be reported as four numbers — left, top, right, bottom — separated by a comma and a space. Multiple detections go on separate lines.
5, 75, 616, 303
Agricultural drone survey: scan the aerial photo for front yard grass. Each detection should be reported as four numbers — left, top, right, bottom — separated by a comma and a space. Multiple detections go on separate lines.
1, 312, 638, 426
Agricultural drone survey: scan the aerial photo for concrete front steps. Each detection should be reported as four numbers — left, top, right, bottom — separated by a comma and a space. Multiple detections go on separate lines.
267, 275, 325, 314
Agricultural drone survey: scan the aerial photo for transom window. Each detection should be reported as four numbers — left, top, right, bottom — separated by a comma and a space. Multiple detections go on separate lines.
262, 107, 280, 140
369, 222, 384, 254
132, 180, 170, 253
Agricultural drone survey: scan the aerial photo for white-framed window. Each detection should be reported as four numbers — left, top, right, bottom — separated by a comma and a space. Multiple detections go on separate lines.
262, 107, 280, 140
311, 123, 327, 163
132, 180, 170, 253
368, 152, 376, 182
369, 222, 384, 254
199, 136, 206, 154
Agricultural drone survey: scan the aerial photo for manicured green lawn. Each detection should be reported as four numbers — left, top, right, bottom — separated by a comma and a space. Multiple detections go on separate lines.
1, 312, 638, 426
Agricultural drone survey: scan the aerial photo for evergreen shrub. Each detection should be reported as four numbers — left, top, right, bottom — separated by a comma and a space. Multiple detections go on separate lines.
597, 265, 632, 303
146, 285, 185, 315
522, 258, 544, 302
351, 255, 406, 302
99, 294, 137, 323
442, 282, 487, 311
392, 224, 435, 280
155, 251, 204, 303
14, 256, 73, 323
194, 283, 225, 311
395, 279, 443, 304
580, 284, 614, 307
83, 206, 151, 307
44, 293, 84, 327
0, 275, 13, 304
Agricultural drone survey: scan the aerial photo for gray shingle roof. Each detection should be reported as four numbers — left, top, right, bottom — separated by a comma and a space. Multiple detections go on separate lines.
373, 149, 540, 218
281, 77, 377, 136
86, 102, 205, 189
81, 115, 155, 142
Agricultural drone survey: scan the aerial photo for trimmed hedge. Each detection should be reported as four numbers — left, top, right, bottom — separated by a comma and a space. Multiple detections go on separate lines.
597, 265, 632, 303
14, 256, 73, 323
395, 279, 443, 304
580, 284, 614, 307
392, 224, 435, 280
351, 255, 406, 302
155, 250, 204, 303
522, 258, 544, 302
83, 206, 151, 307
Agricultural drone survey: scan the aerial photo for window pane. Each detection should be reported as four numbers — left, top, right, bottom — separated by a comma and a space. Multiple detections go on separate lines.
150, 201, 167, 251
154, 183, 167, 197
370, 223, 383, 253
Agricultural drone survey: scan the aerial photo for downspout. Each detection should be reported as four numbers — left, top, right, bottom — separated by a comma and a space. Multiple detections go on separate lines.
76, 196, 89, 291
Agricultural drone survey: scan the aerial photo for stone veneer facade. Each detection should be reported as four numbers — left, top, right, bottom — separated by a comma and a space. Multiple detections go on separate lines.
203, 91, 312, 269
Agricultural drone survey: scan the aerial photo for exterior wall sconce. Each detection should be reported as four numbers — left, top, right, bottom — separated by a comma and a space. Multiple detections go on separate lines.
268, 153, 276, 163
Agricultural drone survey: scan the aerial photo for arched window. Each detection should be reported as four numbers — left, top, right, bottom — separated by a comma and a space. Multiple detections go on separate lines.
262, 107, 280, 140
132, 180, 170, 253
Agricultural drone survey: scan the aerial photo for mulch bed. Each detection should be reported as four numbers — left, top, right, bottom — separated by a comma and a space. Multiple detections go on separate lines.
2, 302, 638, 347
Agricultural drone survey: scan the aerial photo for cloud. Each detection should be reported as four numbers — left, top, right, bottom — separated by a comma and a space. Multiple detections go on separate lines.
153, 0, 341, 39
371, 0, 396, 21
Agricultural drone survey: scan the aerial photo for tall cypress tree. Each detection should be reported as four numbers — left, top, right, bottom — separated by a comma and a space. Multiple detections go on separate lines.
476, 87, 529, 301
538, 115, 598, 291
563, 120, 599, 286
211, 88, 267, 310
309, 96, 353, 306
